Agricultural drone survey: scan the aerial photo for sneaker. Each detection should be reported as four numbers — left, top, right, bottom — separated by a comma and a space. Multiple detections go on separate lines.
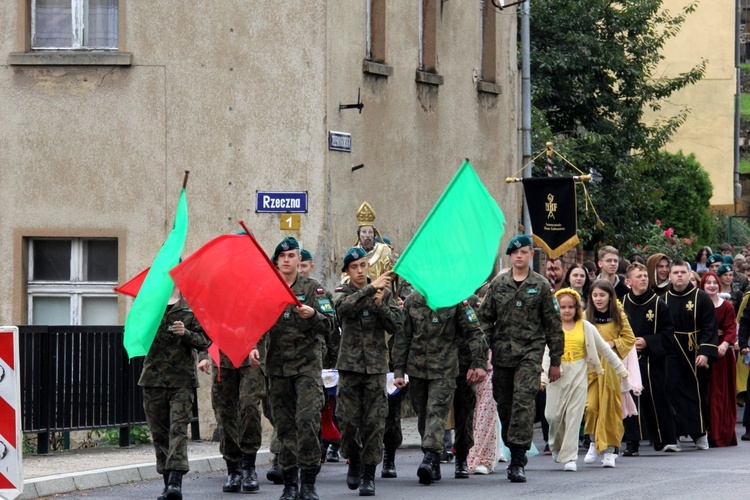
741, 433, 750, 441
694, 435, 709, 450
584, 443, 598, 464
326, 446, 340, 463
473, 465, 490, 475
563, 461, 577, 472
662, 443, 681, 452
602, 452, 616, 468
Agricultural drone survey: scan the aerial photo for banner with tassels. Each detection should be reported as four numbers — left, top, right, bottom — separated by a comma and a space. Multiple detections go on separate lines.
521, 177, 579, 259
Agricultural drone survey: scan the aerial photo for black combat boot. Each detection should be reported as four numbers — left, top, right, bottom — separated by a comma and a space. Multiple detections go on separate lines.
431, 451, 441, 481
165, 471, 183, 500
506, 449, 528, 480
223, 461, 242, 493
359, 464, 376, 496
454, 452, 469, 479
241, 453, 259, 492
267, 453, 284, 485
279, 467, 299, 500
507, 447, 527, 483
157, 473, 168, 500
417, 451, 434, 485
381, 448, 397, 478
347, 454, 362, 490
299, 468, 319, 500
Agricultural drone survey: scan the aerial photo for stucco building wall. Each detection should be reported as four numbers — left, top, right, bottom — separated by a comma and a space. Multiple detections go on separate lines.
0, 0, 519, 439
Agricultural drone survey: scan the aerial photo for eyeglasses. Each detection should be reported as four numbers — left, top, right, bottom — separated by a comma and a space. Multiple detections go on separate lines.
602, 259, 618, 264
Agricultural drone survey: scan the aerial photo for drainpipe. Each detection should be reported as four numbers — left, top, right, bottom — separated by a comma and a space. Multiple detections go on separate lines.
736, 0, 743, 214
521, 1, 532, 235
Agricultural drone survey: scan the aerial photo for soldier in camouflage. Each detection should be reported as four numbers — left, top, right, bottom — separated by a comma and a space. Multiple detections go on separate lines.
333, 248, 404, 496
197, 350, 265, 494
477, 235, 563, 483
452, 293, 490, 478
299, 247, 342, 463
260, 237, 336, 500
392, 291, 487, 486
139, 289, 210, 500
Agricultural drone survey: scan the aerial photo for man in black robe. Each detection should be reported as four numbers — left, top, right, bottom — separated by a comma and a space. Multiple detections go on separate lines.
622, 263, 680, 453
662, 260, 718, 450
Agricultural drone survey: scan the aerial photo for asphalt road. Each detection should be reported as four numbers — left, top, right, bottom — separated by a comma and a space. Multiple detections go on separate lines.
53, 427, 750, 500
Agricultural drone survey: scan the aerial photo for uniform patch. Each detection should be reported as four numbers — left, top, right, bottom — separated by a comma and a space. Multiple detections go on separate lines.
552, 297, 560, 312
283, 311, 291, 319
527, 288, 538, 295
335, 286, 344, 292
465, 308, 478, 324
362, 310, 371, 317
316, 287, 325, 295
431, 316, 440, 324
296, 295, 306, 302
318, 298, 334, 314
516, 300, 523, 308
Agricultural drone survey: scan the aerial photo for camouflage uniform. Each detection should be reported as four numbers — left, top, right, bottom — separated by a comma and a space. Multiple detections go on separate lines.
477, 270, 563, 451
208, 352, 265, 465
453, 295, 489, 459
333, 282, 404, 465
393, 292, 486, 454
260, 273, 336, 471
139, 298, 210, 475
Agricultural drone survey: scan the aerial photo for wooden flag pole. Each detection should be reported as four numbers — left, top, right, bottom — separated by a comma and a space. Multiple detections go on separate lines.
182, 170, 190, 189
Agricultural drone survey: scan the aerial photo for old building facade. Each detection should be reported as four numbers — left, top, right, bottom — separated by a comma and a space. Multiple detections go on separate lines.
1, 0, 520, 435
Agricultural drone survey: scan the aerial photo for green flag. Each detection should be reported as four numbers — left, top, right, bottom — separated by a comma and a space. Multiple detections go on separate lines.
393, 161, 505, 310
124, 188, 188, 358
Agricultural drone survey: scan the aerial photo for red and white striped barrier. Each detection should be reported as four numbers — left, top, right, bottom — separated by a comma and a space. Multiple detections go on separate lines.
0, 326, 22, 499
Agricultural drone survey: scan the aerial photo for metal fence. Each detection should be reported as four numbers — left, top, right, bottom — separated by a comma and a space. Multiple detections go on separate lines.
19, 325, 200, 454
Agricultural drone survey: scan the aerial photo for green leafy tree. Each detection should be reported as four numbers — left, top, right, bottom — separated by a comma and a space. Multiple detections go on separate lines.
528, 0, 710, 250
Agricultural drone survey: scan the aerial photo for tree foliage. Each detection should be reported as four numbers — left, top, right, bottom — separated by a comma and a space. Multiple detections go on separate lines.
527, 0, 711, 250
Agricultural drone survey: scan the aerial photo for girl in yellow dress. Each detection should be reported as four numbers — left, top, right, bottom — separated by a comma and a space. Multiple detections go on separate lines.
542, 289, 628, 472
583, 280, 635, 468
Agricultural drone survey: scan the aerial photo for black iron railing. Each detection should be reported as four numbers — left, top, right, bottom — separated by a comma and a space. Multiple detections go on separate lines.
19, 325, 200, 454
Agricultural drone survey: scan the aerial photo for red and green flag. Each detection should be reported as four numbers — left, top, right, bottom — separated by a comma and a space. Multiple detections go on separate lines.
123, 189, 188, 358
393, 160, 505, 310
169, 231, 300, 368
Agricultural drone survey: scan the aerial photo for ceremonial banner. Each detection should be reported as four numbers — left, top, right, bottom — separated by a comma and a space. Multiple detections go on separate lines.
170, 233, 300, 368
124, 189, 188, 358
394, 160, 505, 310
522, 177, 579, 259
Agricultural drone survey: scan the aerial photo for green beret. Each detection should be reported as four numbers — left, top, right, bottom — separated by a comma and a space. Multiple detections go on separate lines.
723, 255, 734, 265
506, 234, 533, 255
342, 247, 368, 272
272, 236, 300, 262
707, 254, 724, 266
716, 263, 733, 276
300, 248, 313, 262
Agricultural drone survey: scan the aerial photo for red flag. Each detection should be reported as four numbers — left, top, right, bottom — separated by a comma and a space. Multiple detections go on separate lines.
169, 233, 300, 368
113, 267, 150, 297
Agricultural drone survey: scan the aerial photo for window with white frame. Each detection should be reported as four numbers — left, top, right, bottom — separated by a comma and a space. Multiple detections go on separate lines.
32, 0, 118, 50
28, 238, 118, 325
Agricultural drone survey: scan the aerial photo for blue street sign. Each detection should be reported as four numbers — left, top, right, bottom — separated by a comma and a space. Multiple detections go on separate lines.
256, 191, 308, 213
